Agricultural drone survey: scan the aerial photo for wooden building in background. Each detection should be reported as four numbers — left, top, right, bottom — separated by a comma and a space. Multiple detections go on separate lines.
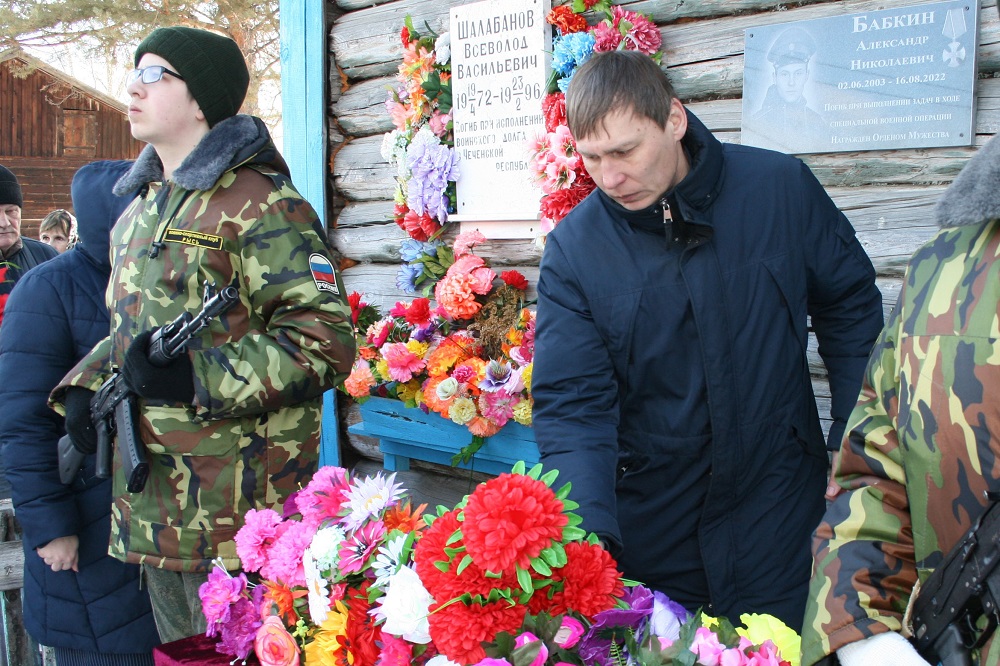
0, 52, 142, 234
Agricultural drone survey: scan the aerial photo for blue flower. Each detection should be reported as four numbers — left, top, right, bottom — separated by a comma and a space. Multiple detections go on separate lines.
396, 263, 422, 292
552, 32, 595, 78
399, 239, 425, 263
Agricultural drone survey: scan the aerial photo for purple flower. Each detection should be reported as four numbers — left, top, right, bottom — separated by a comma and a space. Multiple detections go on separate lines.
480, 360, 513, 392
577, 586, 655, 666
412, 325, 436, 343
650, 591, 691, 642
406, 129, 460, 222
215, 597, 262, 660
199, 568, 247, 633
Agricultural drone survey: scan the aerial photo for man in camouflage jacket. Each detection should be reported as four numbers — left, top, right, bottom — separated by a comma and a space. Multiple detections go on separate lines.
51, 27, 355, 642
800, 135, 1000, 665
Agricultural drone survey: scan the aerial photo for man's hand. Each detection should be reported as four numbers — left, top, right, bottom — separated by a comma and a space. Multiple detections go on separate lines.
121, 330, 195, 403
63, 387, 98, 454
37, 535, 79, 573
825, 451, 843, 501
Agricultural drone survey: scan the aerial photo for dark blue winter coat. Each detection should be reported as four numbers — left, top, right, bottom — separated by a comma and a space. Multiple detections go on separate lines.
0, 160, 159, 652
532, 110, 884, 631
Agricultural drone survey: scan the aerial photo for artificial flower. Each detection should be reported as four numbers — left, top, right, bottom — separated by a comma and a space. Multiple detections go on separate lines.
371, 565, 434, 643
255, 616, 300, 666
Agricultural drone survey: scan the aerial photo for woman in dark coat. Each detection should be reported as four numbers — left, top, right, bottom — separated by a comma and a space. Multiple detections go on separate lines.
0, 160, 159, 665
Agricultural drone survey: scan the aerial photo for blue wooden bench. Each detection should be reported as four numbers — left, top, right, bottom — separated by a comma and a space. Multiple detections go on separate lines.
348, 397, 538, 476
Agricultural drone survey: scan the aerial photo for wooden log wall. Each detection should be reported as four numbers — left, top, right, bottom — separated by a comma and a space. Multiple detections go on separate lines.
328, 0, 1000, 453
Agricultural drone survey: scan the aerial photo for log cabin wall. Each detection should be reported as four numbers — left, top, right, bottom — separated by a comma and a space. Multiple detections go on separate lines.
327, 0, 1000, 451
0, 55, 143, 232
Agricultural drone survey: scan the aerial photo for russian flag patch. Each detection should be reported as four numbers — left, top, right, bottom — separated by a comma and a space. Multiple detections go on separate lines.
309, 253, 339, 294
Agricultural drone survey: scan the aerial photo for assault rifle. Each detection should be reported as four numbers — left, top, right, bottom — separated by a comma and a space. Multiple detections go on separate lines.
58, 284, 240, 492
910, 491, 1000, 666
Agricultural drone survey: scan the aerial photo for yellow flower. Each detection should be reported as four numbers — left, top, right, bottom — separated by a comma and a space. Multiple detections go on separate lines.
449, 396, 477, 425
738, 613, 801, 666
405, 339, 429, 359
396, 380, 421, 404
304, 601, 349, 666
702, 614, 719, 628
512, 398, 532, 425
375, 359, 390, 383
520, 363, 533, 392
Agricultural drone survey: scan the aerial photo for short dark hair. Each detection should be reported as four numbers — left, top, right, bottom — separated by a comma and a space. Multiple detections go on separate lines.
566, 50, 678, 140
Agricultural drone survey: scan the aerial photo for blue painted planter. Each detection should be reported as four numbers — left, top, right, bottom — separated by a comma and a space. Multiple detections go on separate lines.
348, 396, 538, 476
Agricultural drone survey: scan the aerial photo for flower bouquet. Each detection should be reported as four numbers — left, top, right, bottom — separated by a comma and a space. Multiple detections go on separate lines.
198, 462, 801, 666
530, 1, 663, 232
382, 15, 458, 243
343, 231, 534, 463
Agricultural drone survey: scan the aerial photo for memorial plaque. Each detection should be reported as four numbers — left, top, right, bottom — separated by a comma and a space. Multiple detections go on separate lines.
450, 0, 550, 224
741, 1, 979, 154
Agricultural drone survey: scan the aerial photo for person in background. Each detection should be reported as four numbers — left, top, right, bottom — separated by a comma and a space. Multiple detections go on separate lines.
0, 164, 58, 326
0, 160, 159, 666
532, 50, 883, 631
39, 208, 77, 252
51, 26, 356, 643
801, 132, 1000, 666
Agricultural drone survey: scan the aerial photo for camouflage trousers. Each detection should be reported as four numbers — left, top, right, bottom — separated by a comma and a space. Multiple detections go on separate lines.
142, 565, 209, 643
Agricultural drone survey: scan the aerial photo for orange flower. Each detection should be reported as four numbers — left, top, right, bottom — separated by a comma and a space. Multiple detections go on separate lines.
262, 581, 306, 625
255, 616, 300, 666
425, 335, 474, 376
422, 375, 455, 416
546, 5, 589, 34
467, 415, 500, 438
383, 500, 427, 534
435, 273, 482, 319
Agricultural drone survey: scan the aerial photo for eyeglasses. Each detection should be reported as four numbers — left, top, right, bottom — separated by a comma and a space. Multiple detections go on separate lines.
126, 65, 185, 86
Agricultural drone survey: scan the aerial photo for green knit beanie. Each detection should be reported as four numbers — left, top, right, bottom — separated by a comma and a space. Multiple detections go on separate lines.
135, 26, 250, 128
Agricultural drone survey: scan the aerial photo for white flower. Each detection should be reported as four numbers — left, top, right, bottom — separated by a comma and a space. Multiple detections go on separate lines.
372, 533, 408, 589
435, 376, 459, 401
370, 566, 433, 643
340, 472, 405, 531
381, 129, 409, 165
303, 547, 331, 624
310, 524, 347, 571
435, 33, 451, 65
426, 656, 461, 666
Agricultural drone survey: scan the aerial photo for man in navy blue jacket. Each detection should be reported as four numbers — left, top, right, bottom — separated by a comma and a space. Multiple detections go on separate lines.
532, 51, 883, 631
0, 161, 159, 664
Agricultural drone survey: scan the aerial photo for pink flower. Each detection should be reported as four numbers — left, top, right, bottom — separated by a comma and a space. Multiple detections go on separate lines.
297, 466, 351, 528
515, 632, 549, 666
255, 616, 300, 666
429, 110, 452, 137
235, 509, 288, 573
436, 274, 482, 320
592, 21, 623, 51
260, 520, 315, 587
617, 7, 662, 55
366, 318, 393, 347
479, 390, 517, 427
690, 627, 726, 666
338, 520, 387, 574
199, 567, 247, 629
376, 633, 414, 666
382, 342, 425, 382
453, 230, 487, 258
554, 616, 584, 648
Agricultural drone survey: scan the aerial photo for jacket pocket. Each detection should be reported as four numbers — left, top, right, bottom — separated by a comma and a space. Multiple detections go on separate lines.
140, 404, 240, 457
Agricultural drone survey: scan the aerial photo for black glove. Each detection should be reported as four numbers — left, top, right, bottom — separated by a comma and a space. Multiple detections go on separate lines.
63, 387, 98, 454
121, 330, 196, 404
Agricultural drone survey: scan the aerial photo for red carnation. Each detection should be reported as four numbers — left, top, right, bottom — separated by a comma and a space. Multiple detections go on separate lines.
543, 541, 625, 618
347, 291, 366, 324
546, 6, 589, 35
427, 600, 527, 664
414, 510, 518, 602
403, 209, 441, 242
404, 297, 432, 326
542, 93, 568, 132
400, 26, 411, 46
500, 270, 528, 291
540, 179, 596, 229
461, 473, 568, 573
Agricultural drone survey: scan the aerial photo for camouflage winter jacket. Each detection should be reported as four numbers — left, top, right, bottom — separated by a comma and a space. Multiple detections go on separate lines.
52, 115, 356, 572
801, 136, 1000, 665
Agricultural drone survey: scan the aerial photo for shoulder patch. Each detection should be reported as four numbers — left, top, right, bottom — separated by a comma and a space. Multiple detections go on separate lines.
309, 253, 339, 294
163, 228, 224, 250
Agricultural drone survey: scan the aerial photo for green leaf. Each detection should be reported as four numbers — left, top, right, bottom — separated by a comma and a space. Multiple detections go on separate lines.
562, 526, 587, 541
516, 566, 533, 595
539, 467, 559, 487
566, 513, 583, 527
512, 460, 526, 475
526, 462, 544, 479
433, 560, 449, 573
445, 530, 463, 546
562, 499, 580, 511
530, 556, 552, 577
455, 554, 474, 576
555, 481, 573, 500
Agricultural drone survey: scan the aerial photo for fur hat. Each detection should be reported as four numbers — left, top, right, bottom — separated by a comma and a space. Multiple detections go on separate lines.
135, 26, 250, 128
0, 165, 23, 208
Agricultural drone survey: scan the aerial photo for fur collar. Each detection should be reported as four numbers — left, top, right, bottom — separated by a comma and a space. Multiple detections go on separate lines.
935, 136, 1000, 228
113, 115, 278, 196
